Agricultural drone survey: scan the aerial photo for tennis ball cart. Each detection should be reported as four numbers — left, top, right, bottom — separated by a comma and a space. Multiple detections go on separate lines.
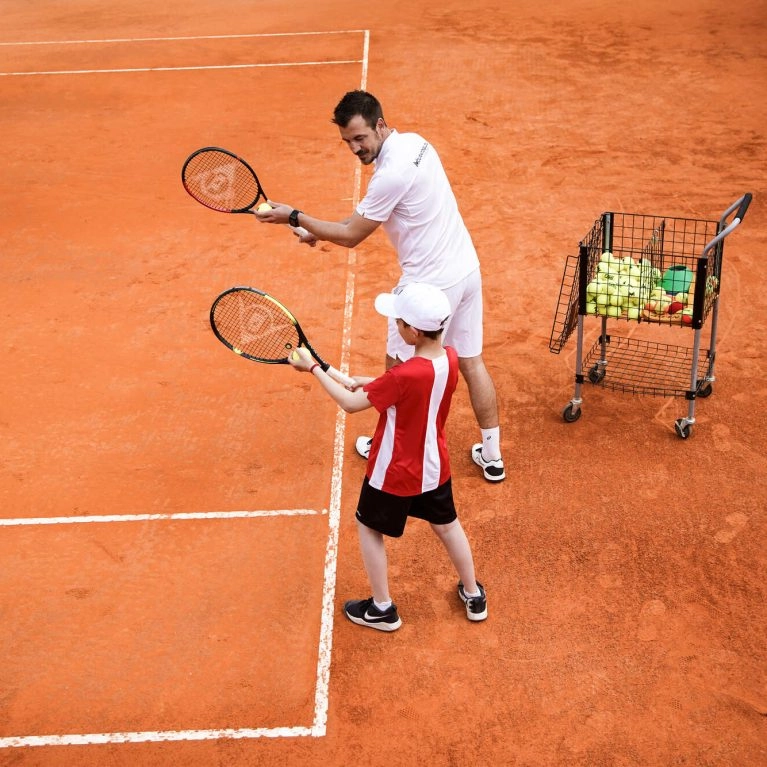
549, 193, 752, 438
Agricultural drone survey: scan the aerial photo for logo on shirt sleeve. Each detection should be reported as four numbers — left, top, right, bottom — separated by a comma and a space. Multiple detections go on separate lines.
413, 142, 429, 167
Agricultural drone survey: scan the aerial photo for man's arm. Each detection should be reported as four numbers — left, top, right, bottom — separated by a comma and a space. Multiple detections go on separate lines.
256, 202, 380, 248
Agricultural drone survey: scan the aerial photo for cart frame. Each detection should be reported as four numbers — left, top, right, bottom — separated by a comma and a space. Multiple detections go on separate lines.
549, 193, 752, 438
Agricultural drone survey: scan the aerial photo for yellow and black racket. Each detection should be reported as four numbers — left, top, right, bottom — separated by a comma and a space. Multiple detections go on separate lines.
210, 287, 354, 387
182, 146, 309, 237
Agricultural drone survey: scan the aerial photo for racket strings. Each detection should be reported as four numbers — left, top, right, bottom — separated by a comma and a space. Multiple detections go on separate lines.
213, 292, 300, 361
184, 150, 260, 212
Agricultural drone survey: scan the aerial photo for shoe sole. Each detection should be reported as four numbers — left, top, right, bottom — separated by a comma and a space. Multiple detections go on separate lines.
471, 451, 506, 483
345, 612, 402, 631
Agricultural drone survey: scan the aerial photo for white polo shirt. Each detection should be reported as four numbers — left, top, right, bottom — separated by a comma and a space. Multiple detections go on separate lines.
356, 130, 480, 289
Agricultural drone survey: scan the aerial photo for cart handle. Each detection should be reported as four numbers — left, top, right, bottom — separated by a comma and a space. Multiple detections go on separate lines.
702, 192, 752, 258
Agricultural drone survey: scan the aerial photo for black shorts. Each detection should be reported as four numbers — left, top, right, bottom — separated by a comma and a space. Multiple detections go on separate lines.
356, 476, 457, 538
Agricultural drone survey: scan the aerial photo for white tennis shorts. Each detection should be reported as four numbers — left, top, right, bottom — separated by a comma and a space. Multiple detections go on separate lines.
387, 267, 484, 361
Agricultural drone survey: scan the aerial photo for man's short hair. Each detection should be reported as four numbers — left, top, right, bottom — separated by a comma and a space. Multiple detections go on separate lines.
332, 90, 383, 130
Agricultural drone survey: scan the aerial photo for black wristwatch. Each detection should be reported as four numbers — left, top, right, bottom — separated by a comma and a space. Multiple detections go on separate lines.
289, 209, 301, 228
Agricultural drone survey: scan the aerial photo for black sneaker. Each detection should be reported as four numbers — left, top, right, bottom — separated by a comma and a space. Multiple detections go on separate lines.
457, 581, 488, 621
344, 597, 402, 631
471, 444, 505, 482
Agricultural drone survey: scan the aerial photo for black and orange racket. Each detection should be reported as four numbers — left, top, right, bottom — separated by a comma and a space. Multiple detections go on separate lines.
210, 287, 355, 387
181, 146, 310, 238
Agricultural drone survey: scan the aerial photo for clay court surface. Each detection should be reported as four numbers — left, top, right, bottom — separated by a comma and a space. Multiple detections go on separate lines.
1, 0, 766, 765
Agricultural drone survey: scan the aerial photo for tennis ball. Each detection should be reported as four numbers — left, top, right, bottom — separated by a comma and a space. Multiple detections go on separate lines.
257, 202, 272, 213
627, 306, 641, 320
291, 350, 300, 361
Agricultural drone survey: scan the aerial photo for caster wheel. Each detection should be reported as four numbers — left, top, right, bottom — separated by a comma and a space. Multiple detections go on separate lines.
588, 365, 605, 384
562, 404, 582, 423
697, 381, 713, 398
674, 419, 692, 439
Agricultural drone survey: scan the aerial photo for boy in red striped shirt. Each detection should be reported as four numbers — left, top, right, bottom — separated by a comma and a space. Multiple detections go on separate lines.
289, 282, 487, 631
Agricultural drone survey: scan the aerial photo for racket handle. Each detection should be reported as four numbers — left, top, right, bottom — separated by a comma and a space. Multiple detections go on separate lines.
289, 225, 311, 238
324, 365, 357, 389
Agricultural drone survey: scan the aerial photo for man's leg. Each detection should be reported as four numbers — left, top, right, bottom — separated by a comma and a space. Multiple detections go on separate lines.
459, 354, 505, 481
458, 354, 499, 431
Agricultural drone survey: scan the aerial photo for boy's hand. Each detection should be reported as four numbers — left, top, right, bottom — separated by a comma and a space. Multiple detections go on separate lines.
287, 347, 315, 372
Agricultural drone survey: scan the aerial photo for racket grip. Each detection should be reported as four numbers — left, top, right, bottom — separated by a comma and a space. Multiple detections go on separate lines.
324, 365, 357, 389
289, 225, 311, 238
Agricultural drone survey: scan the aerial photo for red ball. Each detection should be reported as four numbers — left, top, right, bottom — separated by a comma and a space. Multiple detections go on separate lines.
668, 301, 685, 314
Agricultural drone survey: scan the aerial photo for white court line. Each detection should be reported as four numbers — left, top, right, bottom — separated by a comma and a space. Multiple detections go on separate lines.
0, 27, 369, 749
0, 728, 314, 748
0, 30, 367, 46
0, 60, 362, 77
310, 28, 369, 737
0, 509, 324, 527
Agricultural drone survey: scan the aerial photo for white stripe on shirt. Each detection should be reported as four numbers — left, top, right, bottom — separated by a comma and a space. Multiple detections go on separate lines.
422, 355, 449, 492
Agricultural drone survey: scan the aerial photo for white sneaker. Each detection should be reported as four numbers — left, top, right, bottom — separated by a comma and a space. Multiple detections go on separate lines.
471, 444, 505, 482
355, 436, 372, 459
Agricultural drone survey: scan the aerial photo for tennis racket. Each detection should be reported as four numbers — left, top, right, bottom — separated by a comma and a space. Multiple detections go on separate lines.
181, 146, 310, 239
210, 287, 355, 387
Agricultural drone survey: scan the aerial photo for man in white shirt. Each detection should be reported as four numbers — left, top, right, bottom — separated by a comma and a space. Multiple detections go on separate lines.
256, 90, 504, 482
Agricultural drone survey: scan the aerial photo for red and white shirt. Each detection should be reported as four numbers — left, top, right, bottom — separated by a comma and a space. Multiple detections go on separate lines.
363, 347, 459, 496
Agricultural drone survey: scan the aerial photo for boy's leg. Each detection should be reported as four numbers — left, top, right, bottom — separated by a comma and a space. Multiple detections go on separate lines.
356, 519, 391, 604
430, 518, 478, 593
431, 518, 488, 621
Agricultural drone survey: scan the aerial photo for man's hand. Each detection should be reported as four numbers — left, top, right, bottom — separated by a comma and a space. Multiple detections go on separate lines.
255, 201, 317, 247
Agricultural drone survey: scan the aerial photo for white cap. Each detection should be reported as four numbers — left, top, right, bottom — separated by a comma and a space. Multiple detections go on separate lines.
374, 283, 451, 331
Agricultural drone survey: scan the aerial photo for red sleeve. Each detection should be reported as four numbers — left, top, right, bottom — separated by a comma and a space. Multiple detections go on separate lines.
363, 369, 402, 413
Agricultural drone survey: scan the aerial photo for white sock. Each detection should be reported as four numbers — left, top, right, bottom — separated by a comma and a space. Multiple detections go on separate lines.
374, 599, 392, 611
480, 427, 501, 461
462, 587, 481, 598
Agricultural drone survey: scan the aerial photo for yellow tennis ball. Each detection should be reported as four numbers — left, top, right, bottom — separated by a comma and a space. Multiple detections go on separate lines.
291, 350, 300, 361
257, 202, 272, 213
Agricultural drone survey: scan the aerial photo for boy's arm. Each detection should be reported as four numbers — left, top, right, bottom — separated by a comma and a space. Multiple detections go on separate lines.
288, 349, 373, 413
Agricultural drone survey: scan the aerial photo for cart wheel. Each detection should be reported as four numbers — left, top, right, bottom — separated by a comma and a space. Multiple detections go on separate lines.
562, 403, 582, 423
588, 365, 605, 384
697, 381, 713, 398
674, 419, 692, 439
